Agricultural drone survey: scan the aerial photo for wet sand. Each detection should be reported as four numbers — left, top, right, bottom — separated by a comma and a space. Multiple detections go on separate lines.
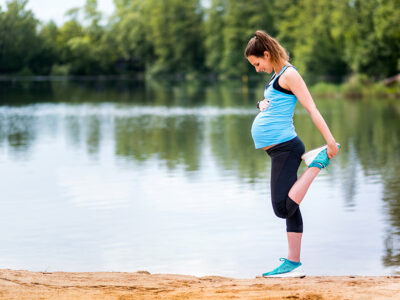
0, 269, 399, 299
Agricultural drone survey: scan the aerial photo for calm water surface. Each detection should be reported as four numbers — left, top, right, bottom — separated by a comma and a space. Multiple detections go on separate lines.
0, 80, 399, 278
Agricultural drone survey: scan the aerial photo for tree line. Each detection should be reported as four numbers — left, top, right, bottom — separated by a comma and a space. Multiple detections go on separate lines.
0, 0, 399, 82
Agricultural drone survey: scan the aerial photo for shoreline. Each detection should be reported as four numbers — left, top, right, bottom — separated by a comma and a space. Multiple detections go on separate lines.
0, 269, 399, 299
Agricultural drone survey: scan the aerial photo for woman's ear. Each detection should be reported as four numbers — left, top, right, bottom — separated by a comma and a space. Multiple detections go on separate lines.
263, 51, 269, 59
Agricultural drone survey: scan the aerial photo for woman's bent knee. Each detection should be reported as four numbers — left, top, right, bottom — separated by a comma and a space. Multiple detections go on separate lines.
272, 204, 290, 219
272, 197, 299, 219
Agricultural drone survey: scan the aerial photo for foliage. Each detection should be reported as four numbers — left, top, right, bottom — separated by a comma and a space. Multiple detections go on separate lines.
0, 0, 39, 74
341, 74, 399, 98
0, 0, 398, 81
220, 0, 276, 77
145, 0, 204, 76
339, 0, 400, 79
309, 82, 342, 97
203, 0, 226, 74
276, 0, 348, 83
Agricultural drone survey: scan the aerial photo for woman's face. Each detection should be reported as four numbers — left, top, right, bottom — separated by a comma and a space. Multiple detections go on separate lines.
247, 51, 273, 74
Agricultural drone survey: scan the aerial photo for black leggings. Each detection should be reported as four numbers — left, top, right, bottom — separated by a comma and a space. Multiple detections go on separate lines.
266, 136, 305, 233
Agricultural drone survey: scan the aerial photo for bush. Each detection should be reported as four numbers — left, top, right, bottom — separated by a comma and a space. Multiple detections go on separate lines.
341, 74, 369, 98
16, 66, 34, 76
50, 64, 70, 76
309, 82, 341, 97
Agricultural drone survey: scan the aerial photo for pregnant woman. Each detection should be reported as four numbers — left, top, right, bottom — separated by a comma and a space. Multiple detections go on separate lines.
245, 30, 340, 278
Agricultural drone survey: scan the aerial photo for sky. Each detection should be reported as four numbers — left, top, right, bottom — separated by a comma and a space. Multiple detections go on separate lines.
0, 0, 116, 25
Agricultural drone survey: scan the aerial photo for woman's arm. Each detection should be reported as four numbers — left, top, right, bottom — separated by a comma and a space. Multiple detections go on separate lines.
283, 68, 339, 159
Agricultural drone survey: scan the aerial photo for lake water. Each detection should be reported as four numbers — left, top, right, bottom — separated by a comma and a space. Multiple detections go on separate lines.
0, 79, 399, 278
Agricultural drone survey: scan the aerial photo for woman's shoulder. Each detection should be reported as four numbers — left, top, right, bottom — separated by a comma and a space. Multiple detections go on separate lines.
282, 65, 303, 83
285, 64, 300, 75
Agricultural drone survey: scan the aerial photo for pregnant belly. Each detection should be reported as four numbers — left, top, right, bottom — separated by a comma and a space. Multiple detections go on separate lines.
250, 108, 297, 149
251, 114, 271, 146
251, 113, 272, 135
251, 113, 284, 149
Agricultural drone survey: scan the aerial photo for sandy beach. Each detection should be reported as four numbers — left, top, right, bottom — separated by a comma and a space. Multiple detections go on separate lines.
0, 269, 398, 299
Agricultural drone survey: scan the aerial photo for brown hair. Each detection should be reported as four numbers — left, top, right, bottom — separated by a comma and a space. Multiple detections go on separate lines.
244, 30, 289, 65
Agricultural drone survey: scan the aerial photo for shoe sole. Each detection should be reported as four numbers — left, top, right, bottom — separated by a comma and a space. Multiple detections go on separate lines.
257, 267, 306, 278
301, 143, 340, 166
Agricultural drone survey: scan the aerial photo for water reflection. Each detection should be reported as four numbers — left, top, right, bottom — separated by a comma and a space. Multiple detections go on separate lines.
0, 79, 399, 275
114, 115, 205, 171
382, 158, 400, 272
0, 114, 37, 158
86, 116, 101, 155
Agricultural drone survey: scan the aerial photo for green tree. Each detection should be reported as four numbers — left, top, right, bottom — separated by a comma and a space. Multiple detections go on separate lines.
340, 0, 400, 79
110, 0, 152, 73
56, 0, 118, 75
221, 0, 276, 77
55, 19, 84, 74
204, 0, 226, 74
0, 0, 39, 74
276, 0, 348, 83
29, 21, 59, 75
146, 0, 204, 76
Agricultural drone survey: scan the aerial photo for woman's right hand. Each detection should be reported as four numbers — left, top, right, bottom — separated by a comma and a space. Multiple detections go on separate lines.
259, 99, 269, 111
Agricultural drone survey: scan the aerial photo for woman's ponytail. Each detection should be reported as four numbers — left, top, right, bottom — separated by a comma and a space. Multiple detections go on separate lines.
245, 30, 289, 65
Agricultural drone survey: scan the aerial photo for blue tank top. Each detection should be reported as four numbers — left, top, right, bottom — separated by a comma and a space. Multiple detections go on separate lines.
251, 65, 298, 149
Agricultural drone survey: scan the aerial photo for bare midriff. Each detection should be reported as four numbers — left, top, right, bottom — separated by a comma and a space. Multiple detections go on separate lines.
262, 144, 277, 150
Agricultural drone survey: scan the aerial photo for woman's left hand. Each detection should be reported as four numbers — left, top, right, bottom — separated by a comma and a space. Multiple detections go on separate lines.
327, 142, 340, 159
259, 98, 269, 111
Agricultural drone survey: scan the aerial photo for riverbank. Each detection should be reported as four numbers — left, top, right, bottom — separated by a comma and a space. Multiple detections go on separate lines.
308, 75, 400, 99
0, 269, 399, 299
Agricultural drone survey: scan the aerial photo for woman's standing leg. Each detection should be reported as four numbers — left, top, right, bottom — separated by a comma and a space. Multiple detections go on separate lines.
263, 137, 306, 277
286, 209, 303, 262
267, 137, 305, 262
269, 141, 330, 263
286, 167, 320, 262
287, 232, 302, 262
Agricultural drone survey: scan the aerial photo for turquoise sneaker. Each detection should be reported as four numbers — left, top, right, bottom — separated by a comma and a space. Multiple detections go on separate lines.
261, 258, 305, 278
301, 143, 341, 169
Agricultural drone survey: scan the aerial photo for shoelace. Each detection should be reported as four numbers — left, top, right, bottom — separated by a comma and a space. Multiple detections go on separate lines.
277, 258, 298, 273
